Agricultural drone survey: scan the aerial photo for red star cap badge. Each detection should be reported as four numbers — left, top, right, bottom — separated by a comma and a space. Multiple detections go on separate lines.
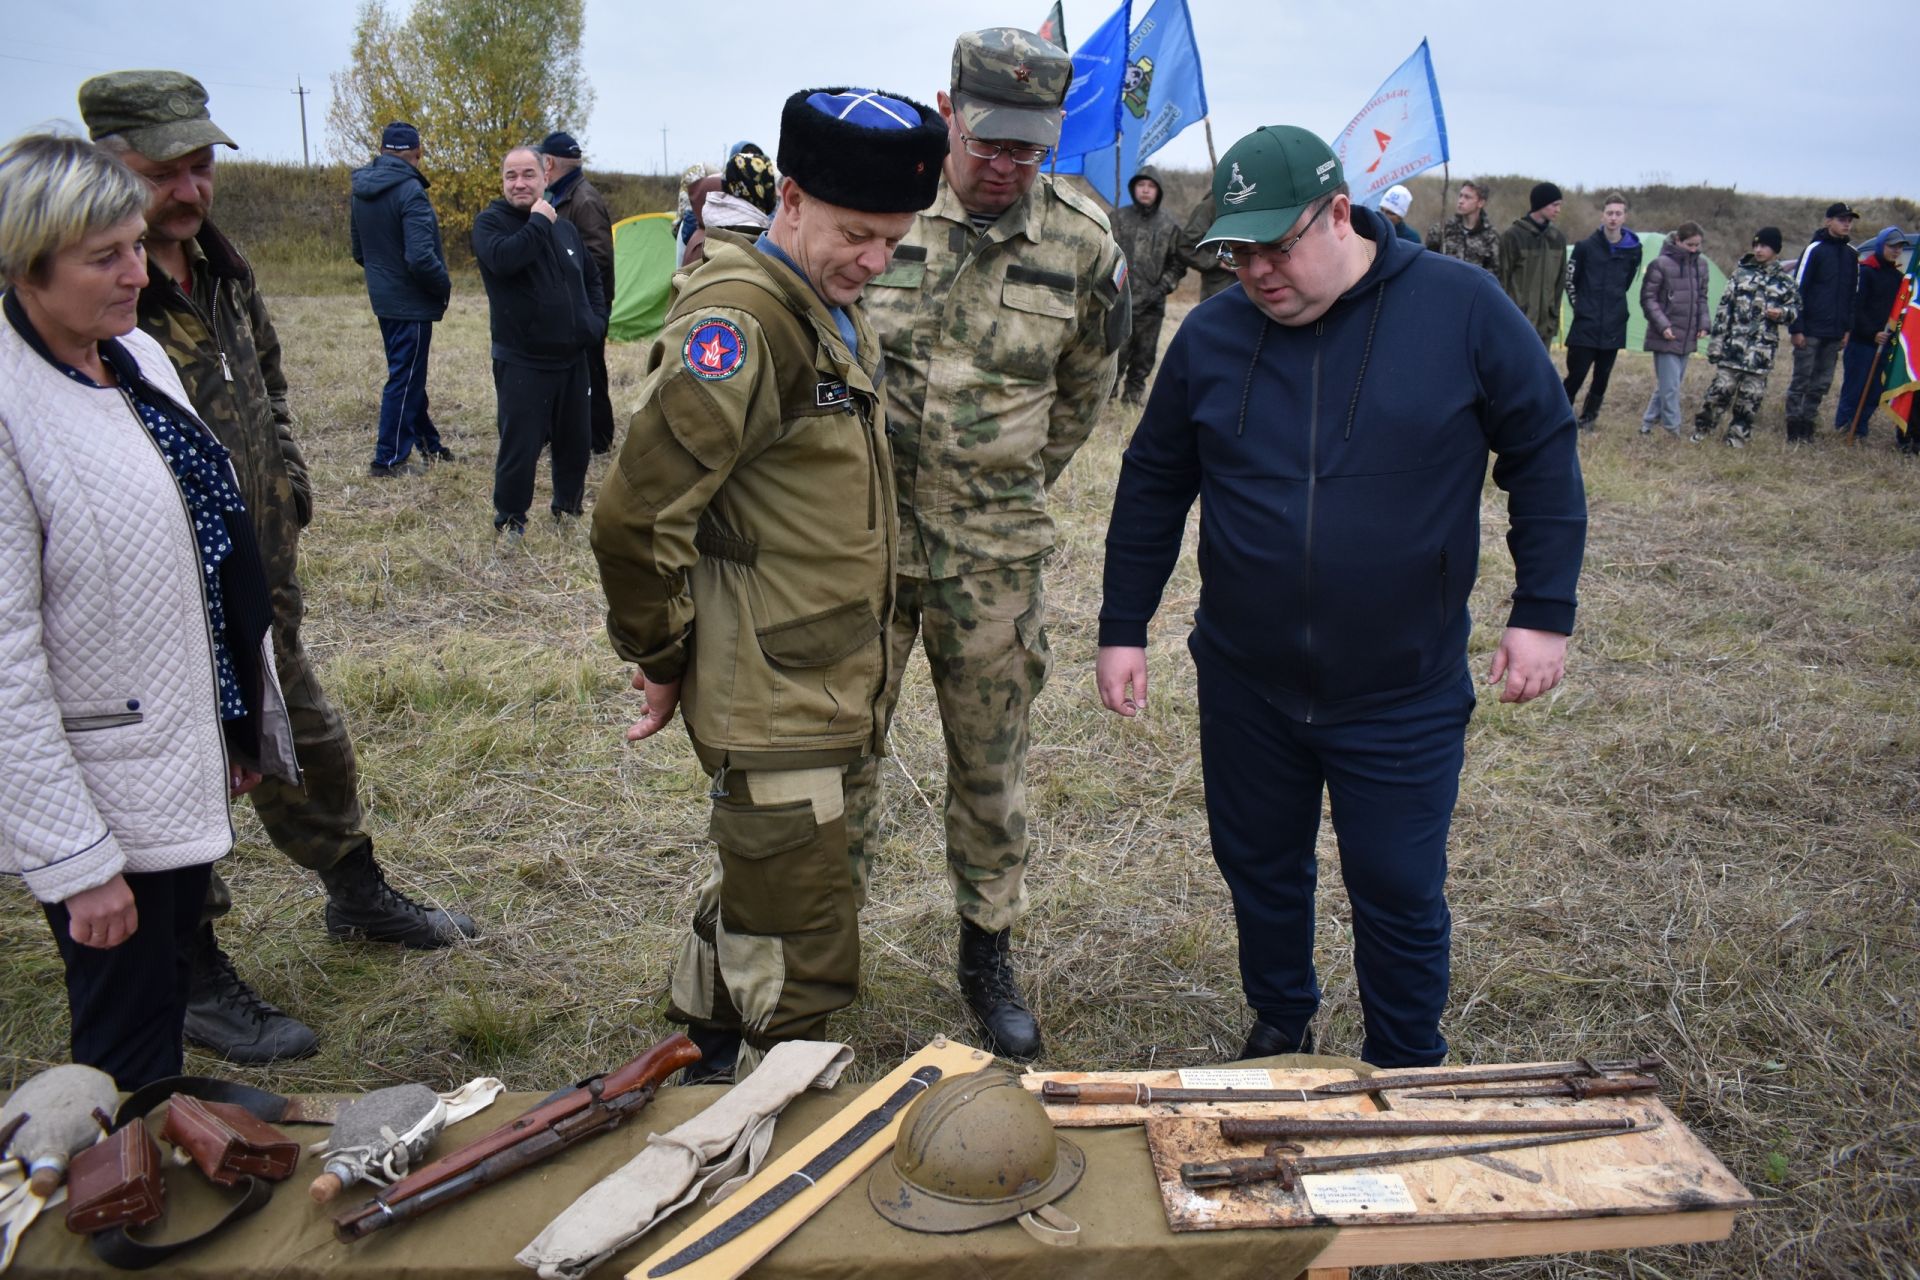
1013, 62, 1031, 83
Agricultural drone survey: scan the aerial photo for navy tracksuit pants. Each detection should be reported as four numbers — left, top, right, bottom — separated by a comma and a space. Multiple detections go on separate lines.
1196, 658, 1476, 1068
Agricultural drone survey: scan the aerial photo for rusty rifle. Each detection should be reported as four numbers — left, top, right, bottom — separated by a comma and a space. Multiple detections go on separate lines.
1181, 1122, 1652, 1191
1403, 1073, 1662, 1101
1042, 1056, 1664, 1108
332, 1033, 700, 1242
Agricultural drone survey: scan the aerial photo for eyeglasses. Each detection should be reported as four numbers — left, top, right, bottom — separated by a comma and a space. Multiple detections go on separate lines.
1215, 200, 1332, 270
958, 134, 1049, 166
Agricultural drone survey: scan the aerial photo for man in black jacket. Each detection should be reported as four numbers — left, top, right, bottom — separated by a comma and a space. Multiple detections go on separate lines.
1785, 203, 1861, 442
1562, 193, 1643, 431
349, 122, 454, 476
472, 145, 607, 539
538, 131, 618, 454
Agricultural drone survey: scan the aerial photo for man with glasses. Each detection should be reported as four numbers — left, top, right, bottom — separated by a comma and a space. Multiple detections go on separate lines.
1096, 125, 1586, 1067
860, 26, 1128, 1061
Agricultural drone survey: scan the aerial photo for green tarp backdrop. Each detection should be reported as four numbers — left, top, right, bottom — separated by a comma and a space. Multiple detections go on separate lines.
610, 211, 677, 342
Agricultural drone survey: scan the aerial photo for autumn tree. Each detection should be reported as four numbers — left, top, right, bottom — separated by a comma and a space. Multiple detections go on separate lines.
327, 0, 593, 244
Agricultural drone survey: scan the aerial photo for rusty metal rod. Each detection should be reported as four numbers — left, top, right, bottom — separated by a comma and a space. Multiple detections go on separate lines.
1311, 1056, 1665, 1097
1181, 1123, 1650, 1191
1219, 1115, 1637, 1144
1041, 1057, 1664, 1108
1403, 1074, 1662, 1102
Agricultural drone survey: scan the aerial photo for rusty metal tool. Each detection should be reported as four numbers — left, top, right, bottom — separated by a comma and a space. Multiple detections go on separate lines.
1218, 1115, 1639, 1144
1403, 1073, 1662, 1102
1181, 1122, 1650, 1191
1042, 1056, 1664, 1108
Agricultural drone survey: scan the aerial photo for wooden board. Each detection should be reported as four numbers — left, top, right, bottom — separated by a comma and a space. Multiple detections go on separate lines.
1143, 1090, 1753, 1235
1020, 1067, 1375, 1127
629, 1037, 992, 1280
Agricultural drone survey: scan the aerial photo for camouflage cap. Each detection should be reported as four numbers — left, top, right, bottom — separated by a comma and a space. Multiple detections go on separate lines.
950, 28, 1072, 148
79, 70, 236, 162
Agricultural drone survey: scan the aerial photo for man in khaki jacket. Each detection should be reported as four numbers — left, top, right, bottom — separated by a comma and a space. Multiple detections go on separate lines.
858, 28, 1127, 1061
591, 88, 948, 1082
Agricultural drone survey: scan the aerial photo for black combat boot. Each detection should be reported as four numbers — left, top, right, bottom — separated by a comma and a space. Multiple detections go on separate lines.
679, 1023, 743, 1085
1235, 1019, 1315, 1061
956, 920, 1043, 1061
184, 925, 319, 1063
318, 843, 478, 948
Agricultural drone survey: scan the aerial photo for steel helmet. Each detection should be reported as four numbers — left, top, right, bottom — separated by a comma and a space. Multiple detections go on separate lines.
868, 1067, 1084, 1232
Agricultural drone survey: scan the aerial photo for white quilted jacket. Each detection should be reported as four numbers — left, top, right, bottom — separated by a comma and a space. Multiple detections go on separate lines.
0, 318, 295, 903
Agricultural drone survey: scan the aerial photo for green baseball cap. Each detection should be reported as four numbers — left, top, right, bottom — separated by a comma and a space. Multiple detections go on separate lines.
950, 27, 1072, 148
1199, 125, 1343, 247
78, 70, 237, 162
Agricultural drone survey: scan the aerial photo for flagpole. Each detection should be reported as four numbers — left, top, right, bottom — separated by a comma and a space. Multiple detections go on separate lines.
1203, 117, 1217, 170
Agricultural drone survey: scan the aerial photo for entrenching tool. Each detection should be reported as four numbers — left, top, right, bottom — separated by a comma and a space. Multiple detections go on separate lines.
1180, 1122, 1652, 1191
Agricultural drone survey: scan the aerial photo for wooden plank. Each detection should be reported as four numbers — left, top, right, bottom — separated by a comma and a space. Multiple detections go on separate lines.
629, 1037, 993, 1280
1144, 1091, 1752, 1239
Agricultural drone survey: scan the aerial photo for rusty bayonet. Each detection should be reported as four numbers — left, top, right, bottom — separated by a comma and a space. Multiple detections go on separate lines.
1218, 1115, 1638, 1144
1403, 1073, 1662, 1102
1181, 1123, 1651, 1191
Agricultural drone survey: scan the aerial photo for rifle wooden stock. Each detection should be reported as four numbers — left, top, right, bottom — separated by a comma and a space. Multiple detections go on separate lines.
331, 1033, 699, 1242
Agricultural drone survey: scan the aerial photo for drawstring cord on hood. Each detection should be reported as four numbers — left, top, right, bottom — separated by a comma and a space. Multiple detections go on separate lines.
1342, 284, 1387, 440
1235, 322, 1268, 438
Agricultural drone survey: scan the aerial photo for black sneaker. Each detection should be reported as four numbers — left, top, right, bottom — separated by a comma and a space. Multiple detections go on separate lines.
1235, 1019, 1315, 1061
184, 925, 319, 1063
319, 845, 478, 949
369, 460, 424, 478
425, 445, 456, 463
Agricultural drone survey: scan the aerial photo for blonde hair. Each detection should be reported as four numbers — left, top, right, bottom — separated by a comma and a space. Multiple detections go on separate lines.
0, 133, 148, 284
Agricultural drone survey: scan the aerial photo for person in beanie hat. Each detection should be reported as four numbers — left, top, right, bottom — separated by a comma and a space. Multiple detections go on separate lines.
1499, 181, 1567, 345
1692, 227, 1802, 447
683, 151, 779, 266
536, 130, 618, 453
1097, 124, 1586, 1068
858, 27, 1130, 1062
78, 71, 478, 1067
1834, 226, 1911, 438
592, 87, 947, 1083
349, 120, 453, 474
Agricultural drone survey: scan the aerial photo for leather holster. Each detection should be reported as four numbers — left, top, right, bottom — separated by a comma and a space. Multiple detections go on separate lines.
160, 1095, 301, 1186
64, 1124, 164, 1234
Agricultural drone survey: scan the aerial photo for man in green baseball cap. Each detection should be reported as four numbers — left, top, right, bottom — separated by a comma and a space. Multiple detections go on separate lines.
1098, 123, 1586, 1069
78, 69, 478, 1067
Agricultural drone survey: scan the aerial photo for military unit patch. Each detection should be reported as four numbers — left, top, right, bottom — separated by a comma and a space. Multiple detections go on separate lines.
683, 318, 747, 381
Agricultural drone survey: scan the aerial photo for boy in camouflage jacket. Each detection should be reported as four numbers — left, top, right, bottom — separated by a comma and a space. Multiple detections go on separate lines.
1692, 227, 1802, 447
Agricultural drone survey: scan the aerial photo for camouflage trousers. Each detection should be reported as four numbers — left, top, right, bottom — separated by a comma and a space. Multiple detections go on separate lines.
1693, 366, 1770, 443
668, 763, 872, 1077
845, 563, 1052, 934
1121, 303, 1167, 400
203, 612, 370, 922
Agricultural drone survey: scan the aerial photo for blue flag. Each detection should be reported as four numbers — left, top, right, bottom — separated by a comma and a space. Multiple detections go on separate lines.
1055, 0, 1209, 205
1055, 1, 1131, 159
1333, 39, 1451, 209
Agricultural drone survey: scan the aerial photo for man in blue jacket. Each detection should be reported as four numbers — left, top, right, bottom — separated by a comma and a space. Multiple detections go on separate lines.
1784, 203, 1860, 442
1096, 126, 1587, 1068
350, 122, 453, 476
471, 145, 606, 539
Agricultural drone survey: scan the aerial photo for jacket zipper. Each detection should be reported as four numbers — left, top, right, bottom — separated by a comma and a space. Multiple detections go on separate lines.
119, 387, 230, 812
1303, 320, 1322, 723
171, 275, 234, 383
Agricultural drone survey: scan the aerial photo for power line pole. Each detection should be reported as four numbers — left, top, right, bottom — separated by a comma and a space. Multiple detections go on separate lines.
292, 75, 311, 167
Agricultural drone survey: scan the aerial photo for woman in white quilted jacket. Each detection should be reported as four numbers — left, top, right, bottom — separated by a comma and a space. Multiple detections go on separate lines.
0, 135, 296, 1088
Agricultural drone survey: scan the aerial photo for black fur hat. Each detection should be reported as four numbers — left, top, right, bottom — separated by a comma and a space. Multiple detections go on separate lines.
777, 88, 948, 214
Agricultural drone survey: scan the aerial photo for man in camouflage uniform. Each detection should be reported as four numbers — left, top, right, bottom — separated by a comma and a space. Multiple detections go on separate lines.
592, 89, 949, 1083
1111, 165, 1184, 404
859, 28, 1128, 1061
80, 72, 478, 1065
1692, 227, 1802, 448
1425, 179, 1501, 276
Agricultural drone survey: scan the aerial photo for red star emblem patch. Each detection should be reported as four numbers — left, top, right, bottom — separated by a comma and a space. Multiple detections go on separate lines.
682, 318, 747, 381
1013, 62, 1031, 82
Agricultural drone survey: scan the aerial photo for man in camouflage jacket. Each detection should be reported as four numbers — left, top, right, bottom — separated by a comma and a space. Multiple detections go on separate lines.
859, 27, 1128, 1060
1425, 179, 1501, 276
81, 71, 476, 1065
1692, 227, 1802, 447
1111, 164, 1184, 404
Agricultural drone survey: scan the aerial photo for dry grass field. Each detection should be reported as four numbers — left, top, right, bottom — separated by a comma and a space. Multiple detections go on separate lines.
3, 269, 1917, 1277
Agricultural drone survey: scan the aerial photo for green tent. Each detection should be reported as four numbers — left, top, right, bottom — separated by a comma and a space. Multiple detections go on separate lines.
1559, 232, 1729, 349
609, 212, 678, 342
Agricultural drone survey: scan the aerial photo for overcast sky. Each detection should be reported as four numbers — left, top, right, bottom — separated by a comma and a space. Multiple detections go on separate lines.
1, 0, 1896, 204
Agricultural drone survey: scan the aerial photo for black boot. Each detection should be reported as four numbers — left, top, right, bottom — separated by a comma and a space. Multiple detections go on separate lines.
1235, 1019, 1315, 1061
319, 843, 478, 948
956, 920, 1043, 1061
184, 925, 319, 1063
678, 1023, 742, 1085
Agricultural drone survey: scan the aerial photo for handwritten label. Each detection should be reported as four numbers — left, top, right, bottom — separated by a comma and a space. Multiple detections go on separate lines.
1176, 1069, 1274, 1090
1301, 1173, 1418, 1216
